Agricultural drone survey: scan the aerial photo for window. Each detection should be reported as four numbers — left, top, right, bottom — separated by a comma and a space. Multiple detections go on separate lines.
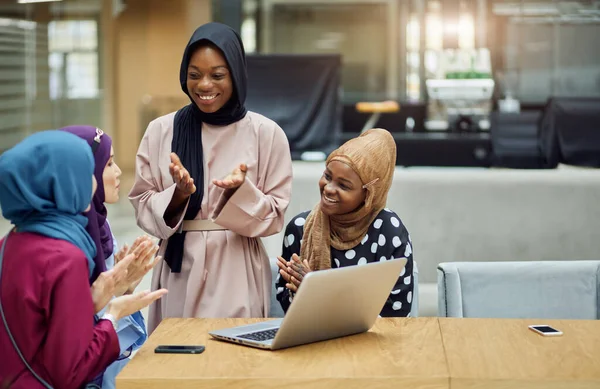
406, 0, 476, 100
493, 1, 600, 103
266, 2, 391, 102
48, 20, 99, 99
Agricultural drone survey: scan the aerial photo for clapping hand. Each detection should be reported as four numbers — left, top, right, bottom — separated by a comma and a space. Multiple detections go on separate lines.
113, 235, 161, 296
169, 152, 196, 196
212, 163, 247, 190
107, 289, 168, 322
277, 253, 312, 293
91, 253, 133, 314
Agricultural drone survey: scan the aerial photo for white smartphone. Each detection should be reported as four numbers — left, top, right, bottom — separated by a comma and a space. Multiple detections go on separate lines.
528, 324, 563, 336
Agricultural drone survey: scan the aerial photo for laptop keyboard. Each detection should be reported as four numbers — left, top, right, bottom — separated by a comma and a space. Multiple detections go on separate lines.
237, 328, 278, 341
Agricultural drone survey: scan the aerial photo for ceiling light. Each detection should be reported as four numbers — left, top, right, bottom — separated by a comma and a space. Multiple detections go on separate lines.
18, 0, 63, 4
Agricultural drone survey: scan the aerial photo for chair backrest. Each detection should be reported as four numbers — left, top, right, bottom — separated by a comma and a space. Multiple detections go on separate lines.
410, 260, 419, 317
270, 258, 420, 318
269, 258, 285, 318
437, 260, 600, 319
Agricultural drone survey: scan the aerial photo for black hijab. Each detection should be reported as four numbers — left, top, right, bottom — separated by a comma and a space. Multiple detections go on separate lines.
165, 22, 248, 273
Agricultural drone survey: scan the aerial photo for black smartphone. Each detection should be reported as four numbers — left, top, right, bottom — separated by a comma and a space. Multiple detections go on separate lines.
154, 345, 205, 354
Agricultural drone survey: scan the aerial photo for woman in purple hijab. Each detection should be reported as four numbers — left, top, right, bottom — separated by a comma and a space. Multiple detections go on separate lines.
61, 126, 114, 282
61, 125, 160, 389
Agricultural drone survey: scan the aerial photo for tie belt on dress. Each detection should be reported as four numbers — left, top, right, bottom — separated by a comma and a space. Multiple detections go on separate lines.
179, 219, 227, 232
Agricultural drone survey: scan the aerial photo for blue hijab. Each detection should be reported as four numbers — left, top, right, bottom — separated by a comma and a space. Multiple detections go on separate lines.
0, 130, 97, 276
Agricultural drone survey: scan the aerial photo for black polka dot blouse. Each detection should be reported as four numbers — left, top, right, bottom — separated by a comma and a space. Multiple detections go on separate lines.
275, 208, 414, 317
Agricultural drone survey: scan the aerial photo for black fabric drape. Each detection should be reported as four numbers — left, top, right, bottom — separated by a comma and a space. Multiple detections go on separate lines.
539, 97, 600, 168
245, 54, 341, 159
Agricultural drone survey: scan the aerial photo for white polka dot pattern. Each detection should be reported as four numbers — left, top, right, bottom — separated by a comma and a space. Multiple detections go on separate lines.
404, 243, 412, 257
370, 242, 378, 253
361, 234, 369, 245
286, 234, 295, 247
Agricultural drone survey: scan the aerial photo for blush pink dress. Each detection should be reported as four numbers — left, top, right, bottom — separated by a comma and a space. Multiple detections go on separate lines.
129, 111, 293, 333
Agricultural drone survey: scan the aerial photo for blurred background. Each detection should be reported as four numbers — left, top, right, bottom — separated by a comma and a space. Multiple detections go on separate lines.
1, 0, 598, 166
0, 0, 599, 317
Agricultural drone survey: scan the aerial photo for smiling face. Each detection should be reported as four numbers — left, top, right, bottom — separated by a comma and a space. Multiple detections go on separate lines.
318, 160, 367, 216
102, 146, 121, 204
186, 43, 233, 114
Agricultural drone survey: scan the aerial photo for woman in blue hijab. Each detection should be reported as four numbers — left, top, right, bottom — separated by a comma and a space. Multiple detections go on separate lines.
0, 131, 167, 389
0, 130, 98, 269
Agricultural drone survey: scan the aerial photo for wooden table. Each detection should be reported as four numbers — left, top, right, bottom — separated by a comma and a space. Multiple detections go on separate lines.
116, 317, 449, 389
439, 318, 600, 389
117, 317, 600, 389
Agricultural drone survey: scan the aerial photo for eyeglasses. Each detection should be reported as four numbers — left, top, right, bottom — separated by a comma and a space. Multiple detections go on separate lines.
91, 128, 104, 154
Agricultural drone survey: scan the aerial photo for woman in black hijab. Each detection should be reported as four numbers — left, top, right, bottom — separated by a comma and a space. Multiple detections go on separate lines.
129, 22, 293, 333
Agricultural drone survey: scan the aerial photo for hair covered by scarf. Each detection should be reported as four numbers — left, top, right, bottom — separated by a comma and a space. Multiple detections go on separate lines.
0, 130, 97, 274
300, 128, 397, 271
60, 125, 113, 283
164, 22, 248, 273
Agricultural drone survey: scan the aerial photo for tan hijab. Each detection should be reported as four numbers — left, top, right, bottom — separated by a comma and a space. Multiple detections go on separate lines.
300, 128, 397, 271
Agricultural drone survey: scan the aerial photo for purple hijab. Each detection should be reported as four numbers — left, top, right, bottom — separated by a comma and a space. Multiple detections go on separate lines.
60, 125, 114, 283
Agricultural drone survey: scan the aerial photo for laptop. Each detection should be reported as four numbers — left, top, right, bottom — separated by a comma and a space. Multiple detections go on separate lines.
209, 257, 407, 350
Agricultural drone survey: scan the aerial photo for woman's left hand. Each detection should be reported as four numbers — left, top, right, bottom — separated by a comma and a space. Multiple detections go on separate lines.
212, 163, 247, 189
285, 253, 312, 293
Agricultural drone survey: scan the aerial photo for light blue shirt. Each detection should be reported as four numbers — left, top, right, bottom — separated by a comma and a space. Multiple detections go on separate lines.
97, 228, 148, 389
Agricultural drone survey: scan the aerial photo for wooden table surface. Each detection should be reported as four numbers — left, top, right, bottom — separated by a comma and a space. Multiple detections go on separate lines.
117, 317, 600, 389
116, 317, 449, 389
439, 318, 600, 389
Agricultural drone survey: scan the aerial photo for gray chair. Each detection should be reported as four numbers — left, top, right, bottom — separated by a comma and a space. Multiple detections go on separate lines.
410, 260, 419, 317
269, 257, 285, 318
437, 261, 600, 319
269, 258, 419, 318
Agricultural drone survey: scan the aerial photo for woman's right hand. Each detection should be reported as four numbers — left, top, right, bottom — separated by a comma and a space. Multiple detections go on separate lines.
106, 289, 168, 321
114, 236, 161, 296
169, 152, 196, 197
90, 253, 134, 314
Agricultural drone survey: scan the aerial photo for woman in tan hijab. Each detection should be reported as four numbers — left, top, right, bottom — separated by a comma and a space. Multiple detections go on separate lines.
276, 128, 414, 317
